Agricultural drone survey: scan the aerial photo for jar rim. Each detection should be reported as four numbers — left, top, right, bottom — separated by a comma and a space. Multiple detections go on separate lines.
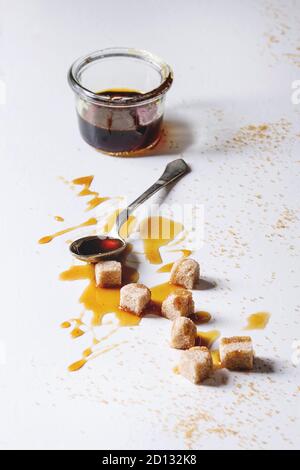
68, 47, 173, 107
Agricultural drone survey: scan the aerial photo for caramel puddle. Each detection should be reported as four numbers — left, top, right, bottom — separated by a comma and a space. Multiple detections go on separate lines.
156, 249, 192, 273
244, 312, 270, 330
149, 281, 181, 311
190, 311, 211, 325
60, 264, 93, 281
38, 217, 97, 244
149, 282, 212, 327
197, 330, 220, 349
60, 258, 138, 372
60, 254, 140, 327
140, 216, 184, 264
157, 262, 174, 273
101, 209, 136, 238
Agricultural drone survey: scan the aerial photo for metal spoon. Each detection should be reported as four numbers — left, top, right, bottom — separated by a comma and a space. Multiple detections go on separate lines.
70, 158, 190, 263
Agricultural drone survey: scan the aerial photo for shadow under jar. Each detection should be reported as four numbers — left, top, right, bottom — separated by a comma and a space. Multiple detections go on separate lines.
68, 48, 173, 156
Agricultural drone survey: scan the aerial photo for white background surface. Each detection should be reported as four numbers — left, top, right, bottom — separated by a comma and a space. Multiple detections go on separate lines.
1, 0, 300, 450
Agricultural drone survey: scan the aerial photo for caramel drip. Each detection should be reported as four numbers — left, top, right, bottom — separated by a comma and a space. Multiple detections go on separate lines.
211, 349, 221, 368
38, 218, 97, 244
72, 176, 94, 187
70, 327, 85, 339
68, 343, 122, 372
72, 175, 110, 211
82, 347, 93, 358
86, 196, 110, 211
140, 216, 184, 264
60, 264, 94, 281
68, 359, 87, 372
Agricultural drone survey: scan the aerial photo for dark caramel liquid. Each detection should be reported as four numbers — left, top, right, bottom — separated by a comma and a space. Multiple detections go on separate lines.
74, 236, 124, 256
78, 89, 162, 154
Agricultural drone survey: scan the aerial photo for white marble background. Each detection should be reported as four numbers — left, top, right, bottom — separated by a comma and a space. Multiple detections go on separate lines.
0, 0, 299, 449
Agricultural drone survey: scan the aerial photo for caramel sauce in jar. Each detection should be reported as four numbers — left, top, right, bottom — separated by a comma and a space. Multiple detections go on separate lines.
77, 89, 163, 155
68, 48, 173, 156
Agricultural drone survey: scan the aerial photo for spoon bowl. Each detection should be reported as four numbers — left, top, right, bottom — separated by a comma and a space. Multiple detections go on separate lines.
70, 235, 127, 263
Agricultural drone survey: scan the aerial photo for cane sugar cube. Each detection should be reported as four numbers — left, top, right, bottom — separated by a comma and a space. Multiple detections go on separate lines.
170, 258, 200, 289
95, 260, 122, 287
179, 347, 213, 384
161, 289, 194, 320
119, 283, 151, 315
171, 317, 197, 350
219, 336, 253, 370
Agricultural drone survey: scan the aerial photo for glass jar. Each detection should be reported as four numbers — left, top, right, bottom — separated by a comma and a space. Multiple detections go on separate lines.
68, 48, 173, 156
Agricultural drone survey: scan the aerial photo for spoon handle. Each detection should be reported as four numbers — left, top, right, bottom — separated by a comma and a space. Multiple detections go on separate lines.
116, 159, 190, 235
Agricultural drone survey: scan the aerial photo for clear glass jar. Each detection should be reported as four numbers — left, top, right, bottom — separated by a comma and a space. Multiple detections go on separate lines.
68, 48, 173, 156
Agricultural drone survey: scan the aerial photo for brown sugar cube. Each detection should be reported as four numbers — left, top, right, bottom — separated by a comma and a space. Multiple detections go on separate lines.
119, 283, 151, 315
219, 336, 254, 370
171, 317, 197, 350
170, 258, 200, 289
95, 260, 122, 287
161, 289, 194, 320
179, 346, 213, 384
